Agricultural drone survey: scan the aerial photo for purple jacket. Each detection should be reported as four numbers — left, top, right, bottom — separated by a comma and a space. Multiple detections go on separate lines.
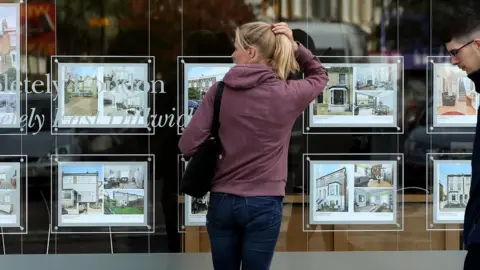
179, 43, 329, 196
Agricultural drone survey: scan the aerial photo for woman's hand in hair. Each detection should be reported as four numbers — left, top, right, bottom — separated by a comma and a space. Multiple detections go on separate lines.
272, 22, 298, 51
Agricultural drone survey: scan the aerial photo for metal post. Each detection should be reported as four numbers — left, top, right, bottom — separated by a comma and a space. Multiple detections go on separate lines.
278, 0, 283, 21
380, 0, 387, 54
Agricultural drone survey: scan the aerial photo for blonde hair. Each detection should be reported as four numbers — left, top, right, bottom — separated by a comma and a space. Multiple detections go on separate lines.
235, 22, 299, 80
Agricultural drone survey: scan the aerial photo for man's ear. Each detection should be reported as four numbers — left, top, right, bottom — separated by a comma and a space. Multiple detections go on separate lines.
474, 39, 480, 49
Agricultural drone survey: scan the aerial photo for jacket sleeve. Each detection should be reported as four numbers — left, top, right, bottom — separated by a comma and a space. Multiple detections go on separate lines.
178, 82, 218, 157
286, 42, 329, 113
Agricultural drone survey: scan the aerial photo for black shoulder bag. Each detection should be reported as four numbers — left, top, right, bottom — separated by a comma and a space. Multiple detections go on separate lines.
180, 81, 224, 198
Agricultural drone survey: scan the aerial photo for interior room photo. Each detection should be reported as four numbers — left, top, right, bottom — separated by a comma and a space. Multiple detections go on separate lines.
354, 163, 394, 188
355, 65, 395, 91
353, 90, 394, 116
103, 164, 145, 189
354, 188, 394, 212
435, 65, 477, 116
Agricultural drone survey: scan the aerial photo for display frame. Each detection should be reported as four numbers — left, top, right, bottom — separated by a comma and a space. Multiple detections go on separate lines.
50, 154, 155, 234
49, 56, 155, 135
303, 56, 404, 135
303, 153, 404, 232
426, 56, 476, 134
183, 191, 209, 227
426, 152, 471, 231
177, 155, 208, 231
0, 155, 28, 234
0, 3, 27, 135
176, 56, 234, 135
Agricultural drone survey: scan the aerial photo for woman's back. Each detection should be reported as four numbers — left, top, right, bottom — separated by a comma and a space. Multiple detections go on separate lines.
178, 21, 328, 270
179, 42, 328, 197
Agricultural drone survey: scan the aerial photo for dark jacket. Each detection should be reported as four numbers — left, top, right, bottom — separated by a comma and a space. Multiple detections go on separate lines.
464, 69, 480, 249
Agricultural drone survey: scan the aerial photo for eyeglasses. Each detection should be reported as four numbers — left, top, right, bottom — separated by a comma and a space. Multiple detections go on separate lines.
448, 40, 474, 57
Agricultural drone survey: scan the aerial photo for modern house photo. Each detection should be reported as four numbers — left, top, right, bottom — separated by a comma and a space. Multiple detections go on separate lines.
103, 65, 147, 92
104, 190, 144, 215
185, 65, 232, 118
312, 66, 354, 116
438, 162, 471, 212
0, 8, 18, 90
313, 164, 348, 213
190, 193, 209, 216
354, 163, 394, 188
60, 164, 104, 216
355, 65, 395, 91
354, 188, 394, 213
0, 190, 15, 215
103, 164, 145, 189
435, 65, 477, 116
353, 90, 395, 116
63, 66, 99, 116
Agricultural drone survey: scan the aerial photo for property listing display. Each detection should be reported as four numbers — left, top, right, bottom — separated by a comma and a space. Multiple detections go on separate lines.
55, 63, 149, 128
433, 159, 471, 224
432, 63, 477, 127
309, 63, 398, 128
0, 4, 21, 128
183, 63, 234, 127
181, 159, 209, 226
184, 193, 209, 226
0, 163, 21, 227
309, 160, 397, 225
57, 162, 148, 227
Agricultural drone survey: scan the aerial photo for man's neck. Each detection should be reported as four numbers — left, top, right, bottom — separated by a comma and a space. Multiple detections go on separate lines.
468, 69, 480, 86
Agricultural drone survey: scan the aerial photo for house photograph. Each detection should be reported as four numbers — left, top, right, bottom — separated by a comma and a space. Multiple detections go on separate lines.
354, 163, 394, 188
353, 90, 395, 116
185, 65, 232, 117
63, 66, 99, 116
354, 188, 394, 213
312, 66, 354, 116
103, 164, 145, 189
435, 65, 477, 116
190, 193, 209, 216
0, 190, 15, 215
60, 164, 104, 216
438, 162, 471, 212
355, 65, 395, 91
0, 6, 18, 92
103, 65, 147, 92
0, 164, 17, 189
313, 163, 348, 213
104, 189, 144, 215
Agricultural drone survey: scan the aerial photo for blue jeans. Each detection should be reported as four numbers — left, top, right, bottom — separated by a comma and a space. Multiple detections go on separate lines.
206, 192, 283, 270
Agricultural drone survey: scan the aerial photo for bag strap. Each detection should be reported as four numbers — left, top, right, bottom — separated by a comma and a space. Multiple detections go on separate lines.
211, 81, 224, 138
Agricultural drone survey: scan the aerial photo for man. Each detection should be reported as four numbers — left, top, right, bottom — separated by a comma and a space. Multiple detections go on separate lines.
435, 1, 480, 269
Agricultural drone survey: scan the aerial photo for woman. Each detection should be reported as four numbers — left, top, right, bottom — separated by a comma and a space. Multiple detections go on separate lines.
179, 22, 329, 270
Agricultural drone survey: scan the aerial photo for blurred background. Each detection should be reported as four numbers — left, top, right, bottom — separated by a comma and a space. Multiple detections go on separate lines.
0, 0, 472, 256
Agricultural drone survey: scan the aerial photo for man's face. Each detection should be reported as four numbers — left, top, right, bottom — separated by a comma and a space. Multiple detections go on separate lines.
445, 39, 480, 74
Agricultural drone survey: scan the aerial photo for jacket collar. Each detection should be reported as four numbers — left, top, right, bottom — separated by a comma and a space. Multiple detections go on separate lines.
468, 69, 480, 93
468, 69, 480, 85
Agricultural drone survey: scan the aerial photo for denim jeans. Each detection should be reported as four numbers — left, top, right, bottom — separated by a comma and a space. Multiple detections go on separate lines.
206, 192, 283, 270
